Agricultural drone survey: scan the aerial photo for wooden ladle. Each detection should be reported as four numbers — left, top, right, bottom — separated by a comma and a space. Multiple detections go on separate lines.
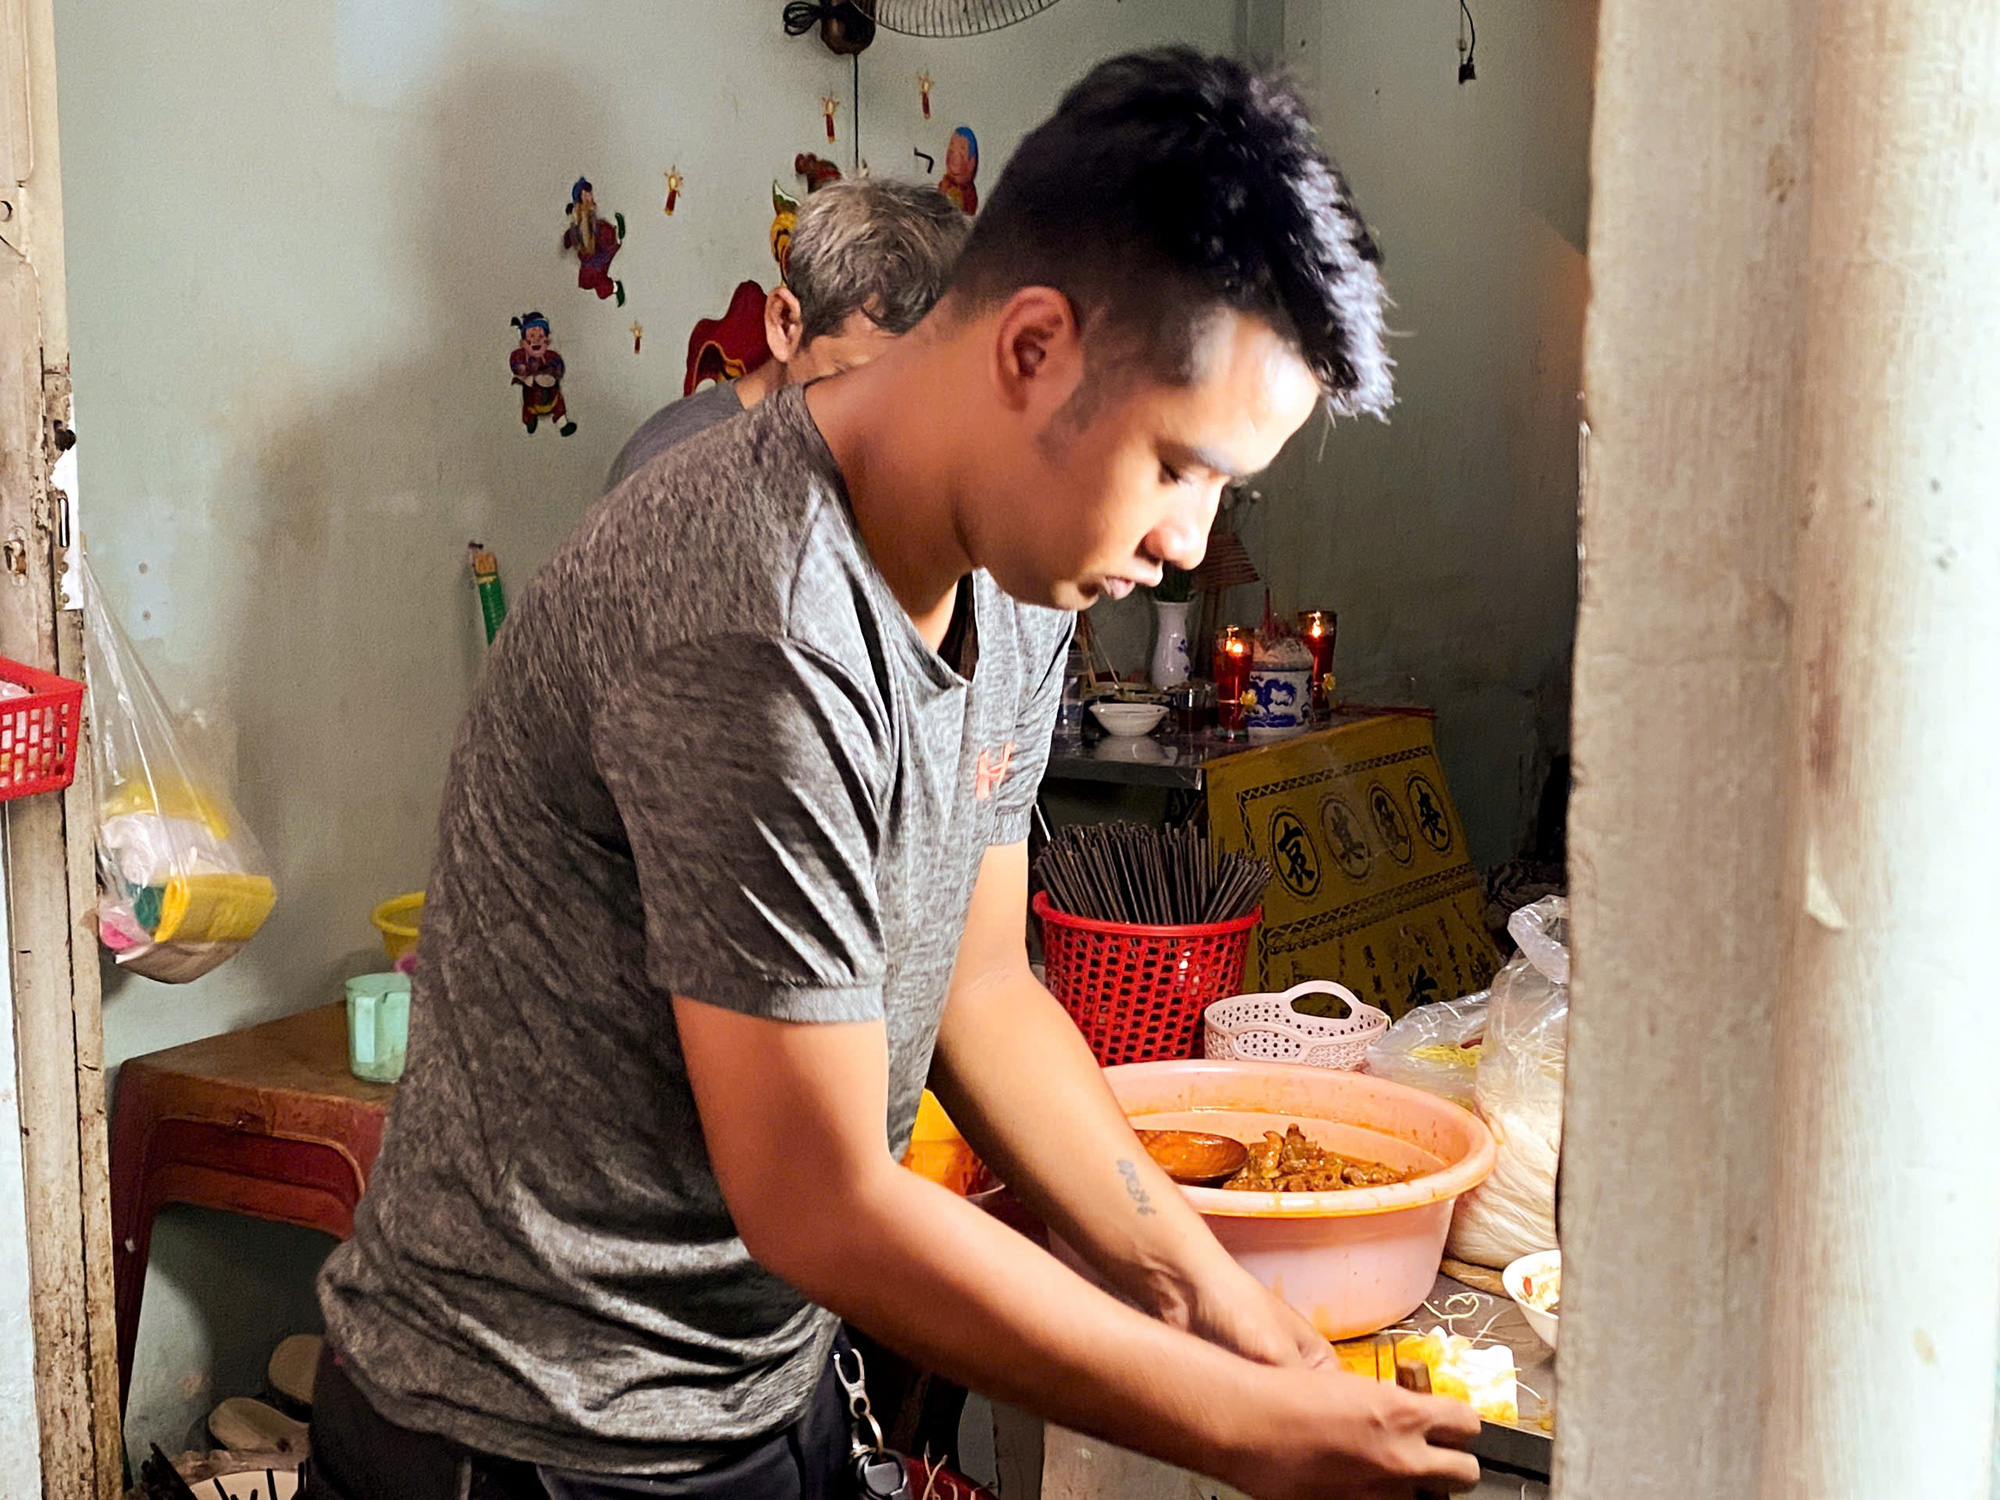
1135, 1128, 1250, 1187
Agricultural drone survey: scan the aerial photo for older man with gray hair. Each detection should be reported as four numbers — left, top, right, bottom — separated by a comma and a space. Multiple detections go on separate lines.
606, 177, 969, 491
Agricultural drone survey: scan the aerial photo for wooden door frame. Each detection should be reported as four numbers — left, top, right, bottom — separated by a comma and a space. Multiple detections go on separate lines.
1, 0, 122, 1490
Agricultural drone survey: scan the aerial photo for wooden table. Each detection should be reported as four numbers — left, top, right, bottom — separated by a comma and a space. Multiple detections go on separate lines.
108, 1003, 391, 1411
104, 1003, 968, 1465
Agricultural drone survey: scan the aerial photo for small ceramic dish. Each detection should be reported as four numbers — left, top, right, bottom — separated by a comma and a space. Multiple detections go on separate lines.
1503, 1247, 1561, 1350
1090, 701, 1168, 737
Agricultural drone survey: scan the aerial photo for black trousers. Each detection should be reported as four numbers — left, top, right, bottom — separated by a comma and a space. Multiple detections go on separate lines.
303, 1344, 848, 1500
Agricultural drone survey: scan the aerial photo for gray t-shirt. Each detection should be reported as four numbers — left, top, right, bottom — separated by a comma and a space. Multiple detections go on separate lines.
318, 385, 1072, 1474
604, 381, 743, 492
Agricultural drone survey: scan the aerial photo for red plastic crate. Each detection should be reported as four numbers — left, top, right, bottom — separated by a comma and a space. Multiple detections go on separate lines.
0, 657, 85, 802
1033, 890, 1261, 1066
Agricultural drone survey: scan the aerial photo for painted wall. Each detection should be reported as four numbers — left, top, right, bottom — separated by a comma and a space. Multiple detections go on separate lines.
51, 0, 1234, 1460
1209, 0, 1593, 867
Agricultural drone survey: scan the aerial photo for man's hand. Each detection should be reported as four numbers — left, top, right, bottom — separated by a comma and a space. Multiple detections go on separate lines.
1219, 1366, 1483, 1500
1179, 1260, 1336, 1369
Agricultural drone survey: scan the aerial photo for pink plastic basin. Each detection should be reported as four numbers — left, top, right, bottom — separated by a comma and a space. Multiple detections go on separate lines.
1104, 1059, 1496, 1341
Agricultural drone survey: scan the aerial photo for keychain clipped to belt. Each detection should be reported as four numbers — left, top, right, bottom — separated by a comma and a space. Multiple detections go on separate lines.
832, 1345, 913, 1500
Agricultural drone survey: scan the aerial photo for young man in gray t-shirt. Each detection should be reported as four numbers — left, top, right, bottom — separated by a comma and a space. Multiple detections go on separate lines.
313, 49, 1481, 1500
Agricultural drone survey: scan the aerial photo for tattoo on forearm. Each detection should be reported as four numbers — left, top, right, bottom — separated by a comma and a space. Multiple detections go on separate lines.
1116, 1158, 1157, 1216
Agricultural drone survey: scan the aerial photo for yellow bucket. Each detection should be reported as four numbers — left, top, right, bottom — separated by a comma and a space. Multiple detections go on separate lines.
370, 891, 424, 962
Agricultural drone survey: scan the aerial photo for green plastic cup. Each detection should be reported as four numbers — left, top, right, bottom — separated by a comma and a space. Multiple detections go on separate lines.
345, 972, 411, 1084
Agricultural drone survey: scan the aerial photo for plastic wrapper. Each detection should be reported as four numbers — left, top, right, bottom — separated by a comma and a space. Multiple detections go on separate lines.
82, 558, 276, 982
1446, 896, 1567, 1269
1364, 991, 1490, 1108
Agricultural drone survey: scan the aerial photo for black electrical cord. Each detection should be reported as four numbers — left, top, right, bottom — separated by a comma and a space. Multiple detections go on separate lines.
1458, 0, 1477, 83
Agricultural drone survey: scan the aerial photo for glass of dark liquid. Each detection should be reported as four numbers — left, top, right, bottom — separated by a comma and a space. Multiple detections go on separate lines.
1168, 679, 1214, 734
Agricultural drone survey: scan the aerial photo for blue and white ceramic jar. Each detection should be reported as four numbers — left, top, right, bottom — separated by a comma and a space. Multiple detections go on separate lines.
1247, 640, 1315, 741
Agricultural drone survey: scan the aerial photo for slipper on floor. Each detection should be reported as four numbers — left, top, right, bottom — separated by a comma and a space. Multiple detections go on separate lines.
207, 1397, 308, 1457
265, 1334, 321, 1410
197, 1469, 301, 1500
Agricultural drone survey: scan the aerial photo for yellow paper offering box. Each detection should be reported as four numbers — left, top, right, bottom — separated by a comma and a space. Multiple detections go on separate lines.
1205, 715, 1500, 1018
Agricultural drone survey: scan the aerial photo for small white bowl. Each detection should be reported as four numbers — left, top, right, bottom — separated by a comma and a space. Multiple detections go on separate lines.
1090, 701, 1167, 737
1503, 1248, 1561, 1351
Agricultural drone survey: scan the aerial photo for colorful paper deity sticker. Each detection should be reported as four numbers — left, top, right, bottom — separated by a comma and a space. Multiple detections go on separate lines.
939, 126, 979, 215
917, 72, 933, 119
794, 152, 843, 193
509, 312, 577, 436
631, 321, 644, 354
562, 177, 626, 306
683, 280, 773, 397
770, 182, 801, 281
821, 95, 839, 143
663, 166, 682, 216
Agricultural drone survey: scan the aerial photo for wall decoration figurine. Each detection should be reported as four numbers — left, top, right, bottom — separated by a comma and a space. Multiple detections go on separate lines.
917, 71, 934, 120
794, 152, 843, 193
663, 166, 682, 216
770, 182, 801, 281
509, 312, 577, 436
631, 321, 643, 355
939, 126, 979, 215
684, 280, 773, 397
821, 94, 839, 143
562, 177, 626, 305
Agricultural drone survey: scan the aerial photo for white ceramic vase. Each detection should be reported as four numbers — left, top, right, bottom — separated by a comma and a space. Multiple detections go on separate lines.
1150, 598, 1194, 688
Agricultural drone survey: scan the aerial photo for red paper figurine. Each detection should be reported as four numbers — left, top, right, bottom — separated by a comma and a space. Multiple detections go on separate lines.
821, 95, 839, 143
562, 177, 625, 306
509, 312, 577, 437
794, 153, 843, 193
918, 72, 934, 120
683, 281, 773, 397
662, 166, 682, 216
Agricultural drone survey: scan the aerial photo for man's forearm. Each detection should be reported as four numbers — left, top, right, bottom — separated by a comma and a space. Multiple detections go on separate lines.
929, 966, 1240, 1323
748, 1147, 1264, 1486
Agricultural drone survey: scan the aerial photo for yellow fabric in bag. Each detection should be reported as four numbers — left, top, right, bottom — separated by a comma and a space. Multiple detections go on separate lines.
99, 776, 233, 839
153, 873, 277, 944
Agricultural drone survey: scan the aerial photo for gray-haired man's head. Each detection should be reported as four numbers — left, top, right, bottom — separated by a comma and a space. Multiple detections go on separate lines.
757, 178, 970, 390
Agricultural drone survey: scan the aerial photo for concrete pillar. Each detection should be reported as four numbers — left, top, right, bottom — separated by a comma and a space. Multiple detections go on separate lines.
1559, 0, 1815, 1491
1758, 2, 2000, 1493
1568, 0, 2000, 1494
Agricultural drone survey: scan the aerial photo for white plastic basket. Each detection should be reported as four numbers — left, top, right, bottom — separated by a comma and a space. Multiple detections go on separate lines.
1203, 980, 1390, 1071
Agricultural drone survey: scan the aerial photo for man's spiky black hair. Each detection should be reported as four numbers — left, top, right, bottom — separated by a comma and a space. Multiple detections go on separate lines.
949, 48, 1392, 417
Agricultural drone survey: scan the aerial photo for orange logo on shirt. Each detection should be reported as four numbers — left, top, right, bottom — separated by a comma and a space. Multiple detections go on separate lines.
974, 743, 1017, 801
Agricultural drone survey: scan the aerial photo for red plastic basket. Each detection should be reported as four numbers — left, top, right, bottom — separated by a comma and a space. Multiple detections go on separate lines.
0, 657, 84, 802
1033, 890, 1261, 1066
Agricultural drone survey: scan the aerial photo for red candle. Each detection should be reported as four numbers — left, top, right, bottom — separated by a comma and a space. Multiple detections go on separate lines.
1297, 609, 1337, 713
1213, 627, 1253, 735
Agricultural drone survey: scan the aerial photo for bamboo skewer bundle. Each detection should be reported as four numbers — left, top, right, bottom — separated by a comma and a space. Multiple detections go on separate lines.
1036, 822, 1270, 926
